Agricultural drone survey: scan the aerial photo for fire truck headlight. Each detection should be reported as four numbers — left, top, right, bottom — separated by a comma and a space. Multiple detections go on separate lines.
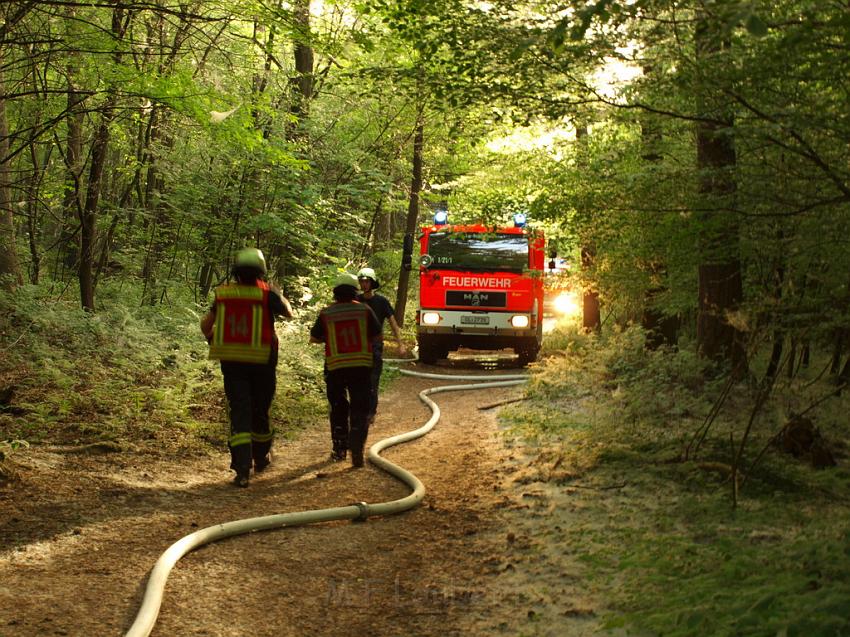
422, 312, 441, 325
510, 315, 530, 328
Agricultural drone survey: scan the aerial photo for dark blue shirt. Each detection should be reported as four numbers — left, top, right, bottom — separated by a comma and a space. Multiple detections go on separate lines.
356, 294, 395, 332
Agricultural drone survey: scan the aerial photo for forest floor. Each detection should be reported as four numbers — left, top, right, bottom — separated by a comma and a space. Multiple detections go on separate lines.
0, 356, 607, 637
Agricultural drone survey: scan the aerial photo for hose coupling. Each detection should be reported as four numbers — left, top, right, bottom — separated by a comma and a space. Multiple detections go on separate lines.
351, 501, 370, 522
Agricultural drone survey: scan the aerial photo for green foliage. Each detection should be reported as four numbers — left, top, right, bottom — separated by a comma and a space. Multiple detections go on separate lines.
0, 439, 29, 463
597, 496, 850, 637
0, 281, 326, 450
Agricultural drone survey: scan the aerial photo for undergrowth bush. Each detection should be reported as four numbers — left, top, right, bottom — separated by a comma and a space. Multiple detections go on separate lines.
0, 281, 326, 451
506, 320, 850, 636
518, 323, 719, 459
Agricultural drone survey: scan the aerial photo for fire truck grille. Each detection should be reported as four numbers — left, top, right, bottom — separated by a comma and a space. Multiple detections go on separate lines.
445, 290, 507, 308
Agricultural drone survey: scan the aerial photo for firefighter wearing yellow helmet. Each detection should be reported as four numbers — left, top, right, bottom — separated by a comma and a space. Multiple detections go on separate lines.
200, 247, 293, 487
356, 266, 407, 425
309, 272, 380, 467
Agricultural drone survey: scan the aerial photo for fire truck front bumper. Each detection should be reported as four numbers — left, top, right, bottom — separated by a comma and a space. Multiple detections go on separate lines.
417, 309, 537, 337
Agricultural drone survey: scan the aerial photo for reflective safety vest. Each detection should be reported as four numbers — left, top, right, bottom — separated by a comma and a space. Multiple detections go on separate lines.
209, 281, 274, 364
321, 302, 373, 371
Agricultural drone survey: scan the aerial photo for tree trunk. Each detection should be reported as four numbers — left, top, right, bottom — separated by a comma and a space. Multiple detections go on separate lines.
78, 4, 126, 310
696, 260, 745, 364
831, 329, 844, 375
575, 123, 600, 332
25, 141, 51, 285
395, 112, 424, 328
0, 0, 33, 288
59, 20, 85, 279
139, 106, 173, 306
837, 354, 850, 392
291, 0, 314, 121
375, 199, 392, 246
199, 261, 215, 300
93, 211, 121, 287
581, 246, 601, 332
0, 59, 23, 289
694, 14, 746, 372
765, 260, 786, 379
639, 101, 678, 347
360, 195, 384, 259
79, 110, 112, 310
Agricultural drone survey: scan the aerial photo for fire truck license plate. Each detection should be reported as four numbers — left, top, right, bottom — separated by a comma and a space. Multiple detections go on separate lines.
461, 315, 489, 325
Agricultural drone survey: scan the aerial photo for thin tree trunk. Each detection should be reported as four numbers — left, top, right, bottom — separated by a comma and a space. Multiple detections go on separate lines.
786, 340, 796, 379
25, 140, 51, 284
360, 195, 384, 260
765, 260, 786, 379
55, 5, 87, 280
581, 246, 601, 332
78, 4, 126, 310
838, 355, 850, 391
0, 1, 34, 288
639, 93, 678, 348
395, 111, 424, 328
60, 96, 84, 274
575, 123, 600, 332
27, 209, 39, 284
291, 0, 313, 122
831, 330, 844, 375
93, 211, 121, 286
79, 111, 112, 310
139, 107, 172, 306
0, 57, 23, 289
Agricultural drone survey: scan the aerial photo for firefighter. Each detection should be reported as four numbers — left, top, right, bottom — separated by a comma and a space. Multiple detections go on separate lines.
309, 272, 381, 467
356, 267, 406, 424
200, 248, 293, 488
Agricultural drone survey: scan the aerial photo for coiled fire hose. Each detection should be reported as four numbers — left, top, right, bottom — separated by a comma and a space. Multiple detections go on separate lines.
124, 361, 528, 637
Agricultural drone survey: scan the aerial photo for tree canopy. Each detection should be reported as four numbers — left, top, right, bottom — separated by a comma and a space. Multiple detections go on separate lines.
0, 0, 848, 375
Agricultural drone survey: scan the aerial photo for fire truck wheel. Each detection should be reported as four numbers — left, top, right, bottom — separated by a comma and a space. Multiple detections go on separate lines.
419, 349, 439, 365
417, 342, 440, 364
515, 347, 539, 366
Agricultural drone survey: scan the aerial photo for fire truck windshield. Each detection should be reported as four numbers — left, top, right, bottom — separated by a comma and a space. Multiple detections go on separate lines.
427, 232, 529, 272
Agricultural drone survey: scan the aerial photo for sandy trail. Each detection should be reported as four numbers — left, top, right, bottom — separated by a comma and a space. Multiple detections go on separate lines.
0, 359, 602, 637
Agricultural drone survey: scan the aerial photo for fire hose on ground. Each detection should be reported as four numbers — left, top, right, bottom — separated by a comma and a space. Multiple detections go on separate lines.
124, 361, 528, 637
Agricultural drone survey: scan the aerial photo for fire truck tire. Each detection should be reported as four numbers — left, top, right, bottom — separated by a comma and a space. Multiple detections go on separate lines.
417, 337, 445, 364
515, 343, 540, 366
418, 349, 439, 365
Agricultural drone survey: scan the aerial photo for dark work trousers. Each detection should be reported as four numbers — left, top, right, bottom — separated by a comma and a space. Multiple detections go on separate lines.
368, 340, 384, 419
221, 361, 276, 473
325, 366, 372, 455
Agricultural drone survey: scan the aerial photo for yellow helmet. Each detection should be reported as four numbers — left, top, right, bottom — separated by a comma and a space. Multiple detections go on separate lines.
234, 248, 267, 274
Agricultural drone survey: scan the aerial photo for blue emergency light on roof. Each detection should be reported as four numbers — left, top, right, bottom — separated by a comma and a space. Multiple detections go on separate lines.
434, 209, 448, 226
513, 212, 527, 227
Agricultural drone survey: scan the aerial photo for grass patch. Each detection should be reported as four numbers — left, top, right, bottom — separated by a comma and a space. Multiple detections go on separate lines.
505, 321, 850, 636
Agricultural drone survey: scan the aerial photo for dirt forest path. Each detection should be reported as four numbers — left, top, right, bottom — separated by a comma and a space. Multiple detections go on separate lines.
0, 362, 603, 637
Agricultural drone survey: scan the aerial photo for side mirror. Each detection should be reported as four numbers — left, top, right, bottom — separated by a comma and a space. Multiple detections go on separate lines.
402, 234, 414, 271
419, 254, 433, 268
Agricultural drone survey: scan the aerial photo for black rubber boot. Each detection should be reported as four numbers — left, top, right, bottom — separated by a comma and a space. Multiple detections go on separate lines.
254, 451, 272, 473
233, 469, 250, 488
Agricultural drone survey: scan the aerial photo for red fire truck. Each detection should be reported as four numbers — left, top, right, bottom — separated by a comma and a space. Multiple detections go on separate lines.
414, 213, 545, 365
